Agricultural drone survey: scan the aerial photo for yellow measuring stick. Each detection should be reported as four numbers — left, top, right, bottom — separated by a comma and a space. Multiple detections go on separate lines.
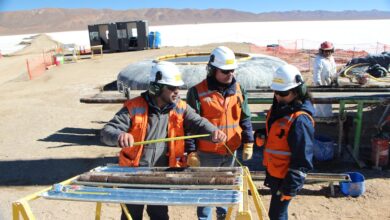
132, 134, 210, 146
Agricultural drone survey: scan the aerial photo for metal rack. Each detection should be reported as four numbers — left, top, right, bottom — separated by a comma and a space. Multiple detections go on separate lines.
12, 165, 266, 220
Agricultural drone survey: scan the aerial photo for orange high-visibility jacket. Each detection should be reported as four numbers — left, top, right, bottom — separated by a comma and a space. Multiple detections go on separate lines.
119, 96, 186, 167
195, 80, 243, 154
263, 109, 314, 179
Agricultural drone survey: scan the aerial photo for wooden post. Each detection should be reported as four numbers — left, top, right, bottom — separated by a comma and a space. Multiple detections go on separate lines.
26, 59, 32, 80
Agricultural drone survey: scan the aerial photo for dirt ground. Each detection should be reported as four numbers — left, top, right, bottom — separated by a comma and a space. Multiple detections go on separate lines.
0, 35, 389, 220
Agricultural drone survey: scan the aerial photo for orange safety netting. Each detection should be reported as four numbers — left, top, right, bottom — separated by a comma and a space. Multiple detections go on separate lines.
26, 51, 55, 80
249, 40, 389, 73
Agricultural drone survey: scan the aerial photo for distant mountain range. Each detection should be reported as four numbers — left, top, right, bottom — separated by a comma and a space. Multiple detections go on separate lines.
1, 8, 390, 35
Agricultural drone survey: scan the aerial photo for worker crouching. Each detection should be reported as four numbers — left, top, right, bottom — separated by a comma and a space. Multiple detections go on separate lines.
256, 64, 315, 220
100, 61, 226, 220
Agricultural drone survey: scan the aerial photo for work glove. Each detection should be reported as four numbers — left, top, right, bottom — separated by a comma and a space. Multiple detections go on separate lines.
242, 143, 253, 161
187, 152, 200, 167
280, 194, 292, 202
277, 190, 292, 201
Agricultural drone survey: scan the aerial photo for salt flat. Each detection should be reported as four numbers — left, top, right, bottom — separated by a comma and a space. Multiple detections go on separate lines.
1, 20, 389, 55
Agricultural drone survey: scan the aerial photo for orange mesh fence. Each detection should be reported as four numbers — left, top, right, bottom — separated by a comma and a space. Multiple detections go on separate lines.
376, 42, 390, 53
26, 51, 56, 80
43, 51, 55, 66
277, 39, 298, 53
249, 44, 312, 72
26, 57, 46, 80
250, 40, 390, 74
250, 45, 269, 53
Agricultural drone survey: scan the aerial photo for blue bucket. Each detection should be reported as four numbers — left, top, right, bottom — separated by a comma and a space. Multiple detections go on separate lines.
340, 172, 365, 197
313, 135, 334, 161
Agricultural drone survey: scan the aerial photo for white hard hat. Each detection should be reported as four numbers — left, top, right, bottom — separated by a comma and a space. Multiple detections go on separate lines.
209, 46, 237, 70
270, 64, 303, 91
150, 61, 184, 87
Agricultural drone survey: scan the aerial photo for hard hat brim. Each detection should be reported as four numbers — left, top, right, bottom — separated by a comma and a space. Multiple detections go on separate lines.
270, 82, 299, 91
159, 79, 185, 87
214, 63, 238, 70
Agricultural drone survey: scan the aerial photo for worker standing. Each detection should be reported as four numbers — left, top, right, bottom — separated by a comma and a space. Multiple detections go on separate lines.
186, 46, 254, 220
256, 64, 315, 220
313, 41, 337, 117
100, 61, 227, 220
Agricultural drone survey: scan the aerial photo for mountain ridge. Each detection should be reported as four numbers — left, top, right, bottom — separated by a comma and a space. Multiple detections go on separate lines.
1, 8, 389, 35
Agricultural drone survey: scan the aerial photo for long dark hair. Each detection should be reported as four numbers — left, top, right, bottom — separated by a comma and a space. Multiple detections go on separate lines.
290, 85, 313, 104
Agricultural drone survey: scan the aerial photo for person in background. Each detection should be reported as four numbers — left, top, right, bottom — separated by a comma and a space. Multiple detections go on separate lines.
313, 41, 337, 117
186, 46, 254, 220
256, 64, 315, 220
100, 61, 227, 220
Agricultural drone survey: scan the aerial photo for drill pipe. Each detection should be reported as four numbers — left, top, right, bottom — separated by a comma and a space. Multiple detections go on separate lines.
78, 173, 237, 185
83, 171, 237, 177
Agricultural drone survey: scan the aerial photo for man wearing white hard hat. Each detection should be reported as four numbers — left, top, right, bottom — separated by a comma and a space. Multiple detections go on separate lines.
186, 46, 254, 220
255, 64, 315, 220
101, 61, 227, 220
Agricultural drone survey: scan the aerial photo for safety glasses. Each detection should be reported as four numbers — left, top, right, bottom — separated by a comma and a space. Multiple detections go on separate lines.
164, 85, 180, 91
219, 69, 235, 75
274, 90, 290, 97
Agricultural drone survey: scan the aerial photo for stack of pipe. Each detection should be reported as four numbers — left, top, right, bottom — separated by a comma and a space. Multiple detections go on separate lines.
78, 167, 242, 185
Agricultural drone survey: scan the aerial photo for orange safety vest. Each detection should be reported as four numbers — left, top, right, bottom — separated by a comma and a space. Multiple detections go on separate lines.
119, 96, 187, 167
195, 80, 243, 154
263, 109, 314, 179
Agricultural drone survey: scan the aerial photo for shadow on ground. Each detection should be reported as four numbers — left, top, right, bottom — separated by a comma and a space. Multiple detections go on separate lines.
38, 127, 105, 148
257, 185, 350, 198
0, 157, 117, 186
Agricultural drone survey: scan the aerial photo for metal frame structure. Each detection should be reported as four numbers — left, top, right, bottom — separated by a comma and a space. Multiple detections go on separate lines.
80, 90, 390, 168
12, 166, 266, 220
247, 92, 390, 168
88, 20, 149, 52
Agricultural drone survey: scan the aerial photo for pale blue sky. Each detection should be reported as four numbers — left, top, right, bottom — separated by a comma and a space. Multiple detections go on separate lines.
1, 0, 390, 12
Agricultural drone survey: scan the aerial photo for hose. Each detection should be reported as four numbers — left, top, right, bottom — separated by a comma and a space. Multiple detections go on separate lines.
366, 73, 390, 82
342, 63, 370, 78
342, 63, 390, 83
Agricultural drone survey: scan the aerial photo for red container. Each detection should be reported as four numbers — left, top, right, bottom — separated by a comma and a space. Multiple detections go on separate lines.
371, 138, 389, 167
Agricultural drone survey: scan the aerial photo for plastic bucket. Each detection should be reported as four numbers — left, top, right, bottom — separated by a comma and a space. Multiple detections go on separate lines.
371, 137, 389, 167
340, 172, 365, 197
313, 135, 334, 161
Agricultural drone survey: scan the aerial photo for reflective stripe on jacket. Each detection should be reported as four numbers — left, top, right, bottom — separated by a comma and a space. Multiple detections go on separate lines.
263, 109, 315, 179
195, 79, 243, 154
119, 96, 186, 167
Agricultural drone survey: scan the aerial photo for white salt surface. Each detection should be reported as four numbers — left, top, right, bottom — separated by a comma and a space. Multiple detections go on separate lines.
1, 20, 389, 54
0, 34, 37, 54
